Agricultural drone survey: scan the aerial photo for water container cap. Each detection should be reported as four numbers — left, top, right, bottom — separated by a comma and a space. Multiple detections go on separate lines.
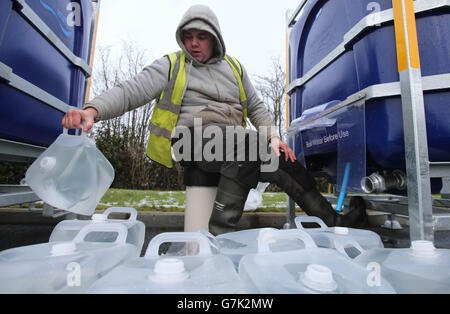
300, 264, 338, 292
149, 258, 189, 283
51, 242, 77, 256
411, 240, 437, 258
40, 157, 56, 172
92, 214, 108, 223
334, 227, 349, 235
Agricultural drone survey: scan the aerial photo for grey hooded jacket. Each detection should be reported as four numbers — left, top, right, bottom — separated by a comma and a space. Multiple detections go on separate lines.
84, 5, 279, 140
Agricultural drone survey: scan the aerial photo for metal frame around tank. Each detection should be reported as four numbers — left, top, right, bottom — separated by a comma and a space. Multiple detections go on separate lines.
285, 0, 450, 242
0, 0, 101, 217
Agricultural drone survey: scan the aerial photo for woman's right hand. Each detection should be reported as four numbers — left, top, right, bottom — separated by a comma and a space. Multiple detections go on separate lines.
61, 107, 98, 132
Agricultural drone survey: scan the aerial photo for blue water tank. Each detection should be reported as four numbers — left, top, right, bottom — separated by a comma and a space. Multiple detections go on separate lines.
289, 0, 450, 186
0, 0, 94, 147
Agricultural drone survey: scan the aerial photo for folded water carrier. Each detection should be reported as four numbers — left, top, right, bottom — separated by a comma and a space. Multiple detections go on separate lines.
335, 239, 450, 293
204, 228, 308, 269
238, 229, 396, 294
0, 223, 138, 293
25, 129, 114, 216
295, 216, 383, 256
50, 207, 146, 255
87, 232, 243, 294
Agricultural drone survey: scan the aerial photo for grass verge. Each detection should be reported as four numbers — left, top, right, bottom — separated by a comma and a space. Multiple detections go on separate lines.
96, 189, 302, 213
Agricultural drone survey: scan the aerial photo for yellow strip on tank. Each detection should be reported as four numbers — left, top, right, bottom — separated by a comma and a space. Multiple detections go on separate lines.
392, 0, 421, 72
404, 0, 421, 69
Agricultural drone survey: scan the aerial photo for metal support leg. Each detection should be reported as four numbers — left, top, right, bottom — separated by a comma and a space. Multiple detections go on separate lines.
284, 10, 295, 230
284, 195, 296, 229
393, 0, 434, 241
441, 178, 450, 199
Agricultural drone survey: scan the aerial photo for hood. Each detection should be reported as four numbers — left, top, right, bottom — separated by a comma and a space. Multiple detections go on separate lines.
176, 5, 226, 65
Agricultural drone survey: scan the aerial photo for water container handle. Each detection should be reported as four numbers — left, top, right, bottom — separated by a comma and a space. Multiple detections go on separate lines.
103, 207, 138, 221
333, 237, 365, 259
62, 125, 87, 136
198, 228, 220, 252
73, 222, 128, 244
295, 216, 328, 230
145, 232, 212, 258
257, 229, 317, 253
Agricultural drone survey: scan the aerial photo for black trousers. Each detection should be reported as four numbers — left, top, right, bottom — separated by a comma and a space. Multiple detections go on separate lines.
172, 125, 265, 189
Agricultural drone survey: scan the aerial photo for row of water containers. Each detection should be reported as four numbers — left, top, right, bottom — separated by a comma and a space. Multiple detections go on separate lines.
0, 208, 449, 294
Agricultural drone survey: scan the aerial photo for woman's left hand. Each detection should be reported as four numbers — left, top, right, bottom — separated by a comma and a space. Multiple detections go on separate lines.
270, 137, 296, 162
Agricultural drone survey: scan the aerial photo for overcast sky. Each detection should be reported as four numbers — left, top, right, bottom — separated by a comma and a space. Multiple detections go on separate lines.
94, 0, 302, 78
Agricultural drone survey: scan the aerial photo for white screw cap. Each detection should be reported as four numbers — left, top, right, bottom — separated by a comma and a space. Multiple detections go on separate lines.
411, 240, 437, 257
300, 264, 338, 292
149, 258, 189, 283
334, 227, 349, 235
51, 242, 77, 256
92, 214, 108, 223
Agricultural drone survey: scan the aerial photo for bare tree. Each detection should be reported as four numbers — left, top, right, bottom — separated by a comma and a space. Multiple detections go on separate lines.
253, 57, 287, 139
91, 40, 154, 145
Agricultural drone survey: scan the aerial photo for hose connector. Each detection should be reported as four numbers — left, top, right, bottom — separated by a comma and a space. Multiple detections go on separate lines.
361, 170, 406, 193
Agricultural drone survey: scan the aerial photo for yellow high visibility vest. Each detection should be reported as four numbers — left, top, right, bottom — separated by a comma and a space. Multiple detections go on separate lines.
146, 51, 248, 168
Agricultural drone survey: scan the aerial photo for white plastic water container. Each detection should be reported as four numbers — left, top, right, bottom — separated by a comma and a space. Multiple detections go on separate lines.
238, 229, 396, 294
335, 238, 450, 293
295, 216, 383, 256
25, 130, 114, 216
204, 228, 306, 268
87, 232, 243, 294
49, 207, 145, 255
0, 223, 138, 293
